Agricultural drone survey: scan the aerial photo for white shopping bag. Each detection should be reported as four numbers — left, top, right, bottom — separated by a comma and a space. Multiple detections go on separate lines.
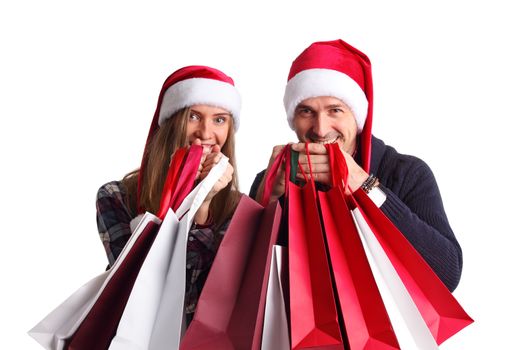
109, 155, 229, 350
261, 245, 290, 350
108, 209, 180, 350
28, 213, 160, 350
352, 208, 439, 350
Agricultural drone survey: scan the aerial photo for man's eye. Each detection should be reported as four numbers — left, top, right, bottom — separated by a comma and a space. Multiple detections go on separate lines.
299, 108, 313, 115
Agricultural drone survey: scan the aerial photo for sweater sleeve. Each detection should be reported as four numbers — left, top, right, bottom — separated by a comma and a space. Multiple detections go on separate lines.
378, 157, 462, 291
249, 170, 266, 200
96, 181, 134, 267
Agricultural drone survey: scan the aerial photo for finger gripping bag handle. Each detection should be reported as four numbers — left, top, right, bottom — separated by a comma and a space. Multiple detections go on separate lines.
325, 143, 349, 192
263, 143, 312, 203
287, 142, 312, 185
174, 154, 229, 221
300, 142, 319, 200
261, 145, 292, 207
284, 144, 308, 186
324, 143, 362, 216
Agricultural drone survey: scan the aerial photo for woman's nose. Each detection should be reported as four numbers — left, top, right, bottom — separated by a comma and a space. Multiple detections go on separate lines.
195, 119, 212, 140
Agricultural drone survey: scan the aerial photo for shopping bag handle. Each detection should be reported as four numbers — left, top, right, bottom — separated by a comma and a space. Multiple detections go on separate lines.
289, 143, 310, 182
324, 143, 360, 208
167, 145, 203, 212
174, 155, 229, 221
264, 142, 317, 206
325, 143, 349, 192
302, 142, 320, 199
261, 144, 291, 207
156, 145, 203, 219
157, 147, 187, 219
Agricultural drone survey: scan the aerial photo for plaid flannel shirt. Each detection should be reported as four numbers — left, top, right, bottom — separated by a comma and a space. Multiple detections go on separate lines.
96, 181, 228, 319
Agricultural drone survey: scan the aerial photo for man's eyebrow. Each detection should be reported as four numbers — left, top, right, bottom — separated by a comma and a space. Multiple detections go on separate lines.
326, 104, 345, 109
295, 103, 312, 110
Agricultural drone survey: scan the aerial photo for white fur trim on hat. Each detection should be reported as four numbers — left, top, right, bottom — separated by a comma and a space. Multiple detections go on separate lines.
159, 77, 241, 130
283, 68, 368, 132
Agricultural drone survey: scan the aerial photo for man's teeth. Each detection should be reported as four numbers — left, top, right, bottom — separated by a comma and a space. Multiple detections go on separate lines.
318, 137, 338, 145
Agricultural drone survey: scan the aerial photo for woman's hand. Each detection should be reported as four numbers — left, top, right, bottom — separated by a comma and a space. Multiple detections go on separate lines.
194, 144, 234, 224
200, 145, 233, 201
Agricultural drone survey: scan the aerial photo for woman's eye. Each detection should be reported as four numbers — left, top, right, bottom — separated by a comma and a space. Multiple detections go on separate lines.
189, 114, 200, 121
214, 115, 229, 124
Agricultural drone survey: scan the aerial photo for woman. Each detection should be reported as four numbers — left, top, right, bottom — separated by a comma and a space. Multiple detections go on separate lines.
95, 65, 242, 323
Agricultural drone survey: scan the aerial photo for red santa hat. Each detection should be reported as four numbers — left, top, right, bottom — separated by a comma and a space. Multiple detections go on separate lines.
157, 65, 241, 130
137, 65, 241, 211
283, 39, 374, 172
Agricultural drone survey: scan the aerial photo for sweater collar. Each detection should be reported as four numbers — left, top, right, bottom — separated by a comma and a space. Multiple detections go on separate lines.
354, 134, 385, 175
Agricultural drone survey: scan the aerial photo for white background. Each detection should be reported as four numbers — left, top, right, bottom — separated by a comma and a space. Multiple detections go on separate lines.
1, 0, 523, 348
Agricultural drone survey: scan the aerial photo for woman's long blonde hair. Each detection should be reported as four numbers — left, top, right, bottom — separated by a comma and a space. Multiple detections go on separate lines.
122, 107, 240, 228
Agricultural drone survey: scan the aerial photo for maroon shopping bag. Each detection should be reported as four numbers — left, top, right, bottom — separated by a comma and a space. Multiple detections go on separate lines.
67, 145, 202, 350
179, 195, 282, 350
66, 220, 160, 350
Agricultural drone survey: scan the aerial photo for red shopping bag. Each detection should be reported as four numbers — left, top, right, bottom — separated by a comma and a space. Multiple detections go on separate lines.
287, 146, 343, 350
319, 194, 400, 349
168, 145, 205, 214
322, 143, 473, 345
180, 195, 282, 350
67, 145, 203, 350
317, 144, 399, 349
353, 187, 474, 344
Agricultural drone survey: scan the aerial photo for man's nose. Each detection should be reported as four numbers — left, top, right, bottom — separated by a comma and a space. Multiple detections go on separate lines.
312, 114, 330, 138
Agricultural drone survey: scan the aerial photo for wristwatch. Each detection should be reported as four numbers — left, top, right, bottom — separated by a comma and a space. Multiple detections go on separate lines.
361, 174, 386, 207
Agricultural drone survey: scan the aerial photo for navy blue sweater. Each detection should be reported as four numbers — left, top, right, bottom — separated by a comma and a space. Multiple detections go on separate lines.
249, 136, 462, 291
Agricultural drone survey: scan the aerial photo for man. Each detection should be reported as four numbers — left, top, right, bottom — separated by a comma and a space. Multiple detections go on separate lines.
249, 39, 462, 291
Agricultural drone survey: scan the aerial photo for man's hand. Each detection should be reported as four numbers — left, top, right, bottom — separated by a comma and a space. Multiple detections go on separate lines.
292, 142, 369, 192
255, 145, 287, 204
